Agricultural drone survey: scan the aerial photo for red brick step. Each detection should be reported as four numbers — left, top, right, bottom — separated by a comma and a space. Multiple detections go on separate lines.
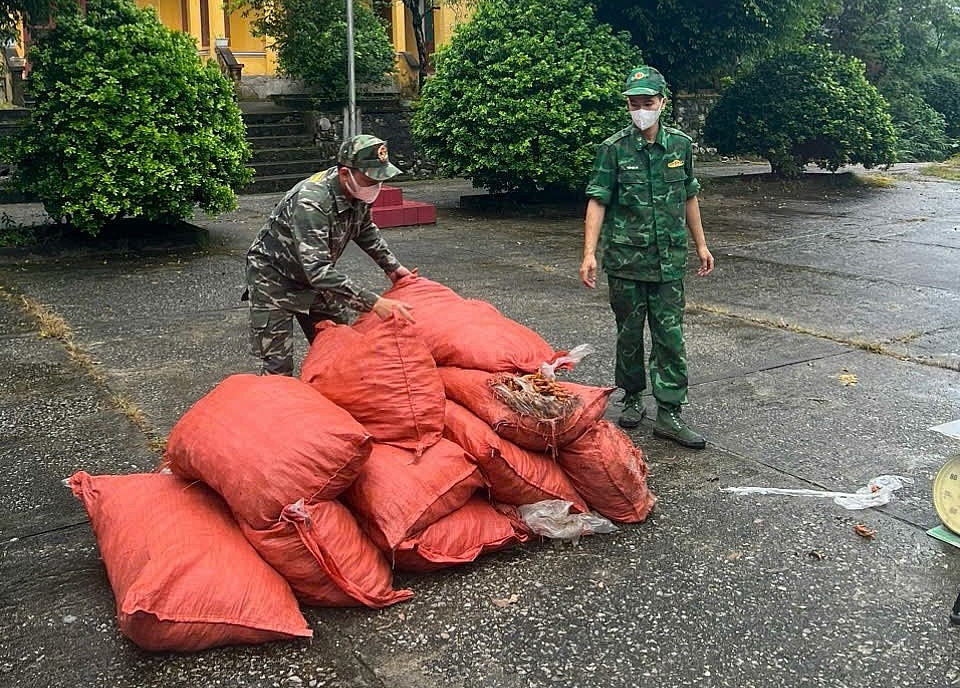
371, 185, 437, 228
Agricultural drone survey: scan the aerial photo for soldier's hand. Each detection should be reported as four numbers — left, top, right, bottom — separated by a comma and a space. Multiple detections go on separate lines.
696, 248, 714, 276
580, 255, 598, 289
372, 296, 415, 323
388, 265, 417, 285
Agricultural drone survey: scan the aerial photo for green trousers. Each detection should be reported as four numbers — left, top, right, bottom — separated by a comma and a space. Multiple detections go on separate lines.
607, 277, 688, 409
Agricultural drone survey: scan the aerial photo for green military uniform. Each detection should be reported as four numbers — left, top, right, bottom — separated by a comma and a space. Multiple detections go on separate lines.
585, 95, 700, 412
245, 134, 403, 375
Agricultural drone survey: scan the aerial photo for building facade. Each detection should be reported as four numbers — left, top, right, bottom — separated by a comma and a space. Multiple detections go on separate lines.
134, 0, 472, 95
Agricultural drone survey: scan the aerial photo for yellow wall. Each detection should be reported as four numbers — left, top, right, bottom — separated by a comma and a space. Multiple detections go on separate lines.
135, 0, 473, 84
433, 2, 473, 48
138, 0, 183, 32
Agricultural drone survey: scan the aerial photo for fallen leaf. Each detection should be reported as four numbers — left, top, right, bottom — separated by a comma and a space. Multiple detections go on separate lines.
854, 523, 877, 539
491, 593, 520, 608
837, 373, 858, 386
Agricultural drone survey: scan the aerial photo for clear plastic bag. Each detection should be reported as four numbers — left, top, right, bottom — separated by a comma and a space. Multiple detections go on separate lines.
721, 475, 913, 510
518, 499, 618, 544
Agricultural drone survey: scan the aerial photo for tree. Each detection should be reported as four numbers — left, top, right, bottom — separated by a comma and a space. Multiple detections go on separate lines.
412, 0, 642, 194
815, 0, 959, 158
236, 0, 394, 102
818, 0, 903, 81
4, 0, 252, 234
0, 0, 72, 43
703, 46, 896, 177
886, 93, 951, 162
590, 0, 835, 90
920, 68, 960, 135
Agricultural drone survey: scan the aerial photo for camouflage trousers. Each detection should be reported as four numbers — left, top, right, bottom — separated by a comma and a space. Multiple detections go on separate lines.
245, 259, 355, 376
607, 277, 688, 410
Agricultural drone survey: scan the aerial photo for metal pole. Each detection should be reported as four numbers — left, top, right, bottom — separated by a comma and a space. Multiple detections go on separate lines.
345, 0, 358, 138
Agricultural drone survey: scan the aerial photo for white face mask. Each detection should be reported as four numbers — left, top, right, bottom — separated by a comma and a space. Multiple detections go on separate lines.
631, 102, 663, 131
344, 169, 382, 204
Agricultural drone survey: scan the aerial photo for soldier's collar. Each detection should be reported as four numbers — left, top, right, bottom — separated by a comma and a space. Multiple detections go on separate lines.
633, 125, 667, 150
331, 175, 357, 213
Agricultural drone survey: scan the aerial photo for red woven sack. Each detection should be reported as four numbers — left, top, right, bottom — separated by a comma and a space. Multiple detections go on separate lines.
300, 317, 444, 455
393, 497, 531, 572
164, 374, 371, 528
442, 400, 588, 512
68, 471, 312, 653
341, 439, 484, 552
241, 500, 413, 608
557, 420, 657, 523
439, 366, 614, 452
353, 275, 556, 373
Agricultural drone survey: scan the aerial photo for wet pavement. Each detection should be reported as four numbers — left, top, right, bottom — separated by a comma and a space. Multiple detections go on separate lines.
1, 161, 959, 687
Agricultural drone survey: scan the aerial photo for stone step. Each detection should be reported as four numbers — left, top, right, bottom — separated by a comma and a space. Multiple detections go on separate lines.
240, 110, 306, 126
249, 159, 326, 178
250, 146, 331, 164
242, 172, 313, 195
245, 121, 309, 138
247, 134, 315, 150
0, 108, 31, 123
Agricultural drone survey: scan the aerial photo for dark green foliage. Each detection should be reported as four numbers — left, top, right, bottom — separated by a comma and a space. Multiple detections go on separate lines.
919, 69, 960, 136
0, 0, 75, 43
818, 0, 903, 82
237, 0, 394, 101
886, 93, 952, 162
704, 46, 896, 178
3, 0, 252, 235
591, 0, 834, 90
411, 0, 642, 194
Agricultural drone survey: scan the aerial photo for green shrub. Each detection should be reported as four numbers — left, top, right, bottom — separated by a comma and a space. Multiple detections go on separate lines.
239, 0, 394, 102
885, 92, 951, 162
919, 69, 960, 136
411, 0, 642, 194
704, 46, 897, 178
4, 0, 252, 236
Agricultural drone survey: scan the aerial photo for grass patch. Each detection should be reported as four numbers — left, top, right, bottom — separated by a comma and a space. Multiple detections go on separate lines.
857, 172, 896, 188
20, 295, 74, 342
3, 285, 167, 452
920, 155, 960, 181
688, 301, 960, 372
111, 392, 148, 431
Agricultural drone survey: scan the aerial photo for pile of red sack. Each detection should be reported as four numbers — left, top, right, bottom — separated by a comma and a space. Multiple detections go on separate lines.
69, 276, 656, 652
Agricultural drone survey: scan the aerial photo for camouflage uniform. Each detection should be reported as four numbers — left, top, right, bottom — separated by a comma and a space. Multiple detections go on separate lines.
586, 115, 700, 410
245, 135, 403, 376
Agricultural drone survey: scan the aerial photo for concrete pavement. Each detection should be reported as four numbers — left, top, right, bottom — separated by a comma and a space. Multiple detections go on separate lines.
1, 162, 959, 687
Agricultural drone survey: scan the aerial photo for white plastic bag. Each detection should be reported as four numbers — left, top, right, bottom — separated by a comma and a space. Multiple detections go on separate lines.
518, 499, 618, 544
721, 475, 913, 510
539, 344, 595, 380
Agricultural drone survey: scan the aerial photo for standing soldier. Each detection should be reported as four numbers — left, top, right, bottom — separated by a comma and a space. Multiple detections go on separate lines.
245, 134, 414, 376
580, 65, 715, 448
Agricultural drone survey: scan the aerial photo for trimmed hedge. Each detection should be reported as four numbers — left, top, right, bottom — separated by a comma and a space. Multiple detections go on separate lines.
411, 0, 642, 194
4, 0, 252, 235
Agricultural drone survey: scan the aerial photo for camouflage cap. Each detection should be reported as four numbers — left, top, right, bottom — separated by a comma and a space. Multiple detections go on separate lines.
337, 134, 402, 181
622, 66, 668, 97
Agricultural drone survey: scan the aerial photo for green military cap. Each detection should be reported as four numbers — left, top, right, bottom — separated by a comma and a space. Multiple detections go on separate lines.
622, 66, 668, 96
337, 134, 402, 181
